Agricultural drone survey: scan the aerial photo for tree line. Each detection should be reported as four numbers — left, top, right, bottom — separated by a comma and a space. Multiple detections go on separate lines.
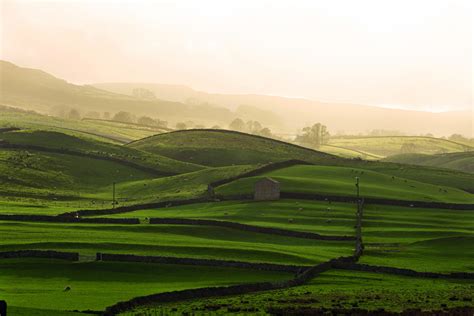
50, 106, 168, 128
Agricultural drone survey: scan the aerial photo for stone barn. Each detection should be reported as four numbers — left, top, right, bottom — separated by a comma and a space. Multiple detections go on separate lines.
254, 177, 280, 201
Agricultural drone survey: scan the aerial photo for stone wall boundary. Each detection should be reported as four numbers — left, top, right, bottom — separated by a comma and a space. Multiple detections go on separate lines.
149, 217, 354, 241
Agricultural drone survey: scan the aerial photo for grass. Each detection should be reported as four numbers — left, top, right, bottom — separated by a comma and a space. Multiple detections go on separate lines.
102, 199, 357, 236
328, 136, 472, 157
0, 221, 354, 265
0, 128, 202, 174
127, 129, 338, 167
125, 128, 474, 194
360, 204, 474, 273
0, 149, 154, 214
0, 105, 155, 143
125, 269, 474, 315
0, 152, 252, 215
0, 258, 292, 312
108, 165, 254, 205
385, 152, 474, 174
215, 165, 474, 203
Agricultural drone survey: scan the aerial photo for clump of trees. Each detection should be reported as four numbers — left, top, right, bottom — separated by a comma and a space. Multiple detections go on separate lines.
132, 88, 156, 100
111, 111, 168, 127
228, 118, 273, 138
295, 123, 330, 148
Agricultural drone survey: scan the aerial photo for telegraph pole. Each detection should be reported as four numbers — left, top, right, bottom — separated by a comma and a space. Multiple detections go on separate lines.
112, 182, 116, 209
355, 176, 360, 201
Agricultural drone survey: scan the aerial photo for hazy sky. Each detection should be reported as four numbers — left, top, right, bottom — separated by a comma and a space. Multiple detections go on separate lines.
1, 0, 472, 112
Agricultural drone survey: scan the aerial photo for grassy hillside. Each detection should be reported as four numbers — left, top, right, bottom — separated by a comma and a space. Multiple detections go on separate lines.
384, 152, 474, 174
0, 60, 235, 123
328, 136, 472, 157
127, 129, 474, 193
0, 128, 202, 174
101, 199, 357, 236
0, 221, 353, 265
0, 258, 291, 312
128, 129, 338, 167
0, 105, 158, 143
361, 204, 474, 273
132, 270, 473, 315
215, 165, 474, 203
0, 157, 251, 215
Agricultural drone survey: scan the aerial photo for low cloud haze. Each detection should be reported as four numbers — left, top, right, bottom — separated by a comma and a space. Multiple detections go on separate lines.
1, 0, 472, 112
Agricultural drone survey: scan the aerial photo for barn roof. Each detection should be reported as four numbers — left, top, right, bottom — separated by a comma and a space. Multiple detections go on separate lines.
256, 177, 280, 184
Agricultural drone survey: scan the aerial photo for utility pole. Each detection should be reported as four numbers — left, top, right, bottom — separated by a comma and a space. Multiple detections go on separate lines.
355, 176, 360, 201
112, 182, 116, 209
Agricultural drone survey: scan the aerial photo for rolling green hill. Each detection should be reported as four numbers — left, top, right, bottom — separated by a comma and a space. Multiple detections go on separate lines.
127, 129, 474, 193
128, 129, 338, 167
0, 105, 158, 143
0, 128, 202, 175
215, 165, 474, 203
384, 152, 474, 174
328, 136, 472, 157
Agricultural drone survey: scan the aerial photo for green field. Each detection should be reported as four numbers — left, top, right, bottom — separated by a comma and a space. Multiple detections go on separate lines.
361, 204, 474, 273
129, 269, 473, 315
1, 113, 473, 315
328, 136, 472, 157
0, 258, 291, 312
385, 151, 474, 174
128, 129, 337, 167
0, 221, 353, 265
102, 199, 356, 236
215, 165, 474, 203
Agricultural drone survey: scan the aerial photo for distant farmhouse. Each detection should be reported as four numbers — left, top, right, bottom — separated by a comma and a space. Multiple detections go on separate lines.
254, 177, 280, 201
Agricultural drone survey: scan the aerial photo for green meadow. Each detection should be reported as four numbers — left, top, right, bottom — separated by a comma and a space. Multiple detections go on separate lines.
0, 110, 473, 314
131, 269, 474, 315
103, 199, 357, 236
0, 221, 353, 265
215, 165, 473, 203
0, 258, 291, 312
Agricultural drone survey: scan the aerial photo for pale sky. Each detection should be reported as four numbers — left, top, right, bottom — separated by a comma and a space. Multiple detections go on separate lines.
1, 0, 472, 112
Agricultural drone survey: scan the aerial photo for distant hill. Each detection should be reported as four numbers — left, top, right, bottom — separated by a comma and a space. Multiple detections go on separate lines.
385, 152, 474, 174
127, 129, 339, 167
0, 60, 235, 124
93, 82, 473, 137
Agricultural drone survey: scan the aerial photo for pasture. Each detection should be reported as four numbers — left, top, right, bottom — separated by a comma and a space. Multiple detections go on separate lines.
0, 258, 291, 312
131, 270, 474, 315
0, 119, 473, 315
328, 136, 472, 157
215, 165, 474, 203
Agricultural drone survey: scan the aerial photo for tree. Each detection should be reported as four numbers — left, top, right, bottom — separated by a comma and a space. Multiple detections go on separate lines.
245, 120, 263, 134
137, 116, 156, 126
112, 111, 134, 123
229, 118, 245, 131
67, 108, 81, 120
259, 127, 272, 137
103, 112, 111, 119
295, 123, 329, 148
176, 122, 187, 130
